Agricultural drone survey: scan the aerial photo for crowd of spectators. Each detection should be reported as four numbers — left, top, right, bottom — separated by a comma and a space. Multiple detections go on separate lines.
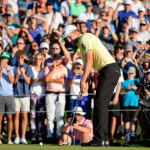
0, 0, 150, 146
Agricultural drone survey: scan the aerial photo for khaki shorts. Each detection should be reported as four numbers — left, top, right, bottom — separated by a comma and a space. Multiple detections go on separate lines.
14, 97, 30, 112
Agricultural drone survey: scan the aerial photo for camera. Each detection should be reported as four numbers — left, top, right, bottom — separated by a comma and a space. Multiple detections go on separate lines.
125, 57, 133, 62
134, 79, 150, 99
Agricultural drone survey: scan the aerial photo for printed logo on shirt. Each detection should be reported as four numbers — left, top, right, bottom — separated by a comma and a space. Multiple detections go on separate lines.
81, 43, 86, 51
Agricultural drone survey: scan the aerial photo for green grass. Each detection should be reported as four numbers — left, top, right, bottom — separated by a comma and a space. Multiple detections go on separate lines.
0, 144, 149, 150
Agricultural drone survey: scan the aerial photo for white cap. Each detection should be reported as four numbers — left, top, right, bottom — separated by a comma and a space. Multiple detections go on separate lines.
73, 107, 86, 116
75, 58, 83, 65
40, 42, 49, 49
127, 66, 136, 74
62, 25, 77, 39
124, 0, 132, 5
138, 7, 145, 12
6, 11, 14, 17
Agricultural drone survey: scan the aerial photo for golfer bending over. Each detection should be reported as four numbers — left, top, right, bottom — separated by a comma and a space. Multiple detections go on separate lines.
62, 25, 120, 146
58, 107, 93, 145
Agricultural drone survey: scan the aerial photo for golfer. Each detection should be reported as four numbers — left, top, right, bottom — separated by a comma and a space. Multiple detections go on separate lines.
62, 25, 120, 146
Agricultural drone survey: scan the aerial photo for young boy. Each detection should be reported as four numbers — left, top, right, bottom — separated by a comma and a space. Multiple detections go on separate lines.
121, 66, 139, 142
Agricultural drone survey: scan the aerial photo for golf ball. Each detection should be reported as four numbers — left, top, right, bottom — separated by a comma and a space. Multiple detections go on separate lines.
39, 142, 43, 146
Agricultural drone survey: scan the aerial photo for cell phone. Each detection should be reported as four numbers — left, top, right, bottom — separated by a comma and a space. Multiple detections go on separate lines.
125, 57, 133, 62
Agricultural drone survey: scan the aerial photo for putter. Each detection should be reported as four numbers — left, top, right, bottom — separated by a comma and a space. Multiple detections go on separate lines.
62, 92, 83, 145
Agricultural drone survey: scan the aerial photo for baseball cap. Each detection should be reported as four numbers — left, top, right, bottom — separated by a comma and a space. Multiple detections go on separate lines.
75, 58, 83, 65
73, 107, 86, 116
138, 7, 145, 12
6, 4, 12, 8
0, 51, 10, 59
6, 11, 14, 17
86, 1, 92, 7
62, 25, 77, 39
46, 1, 53, 6
127, 66, 136, 74
122, 17, 128, 23
124, 0, 132, 5
53, 53, 62, 59
131, 27, 138, 33
140, 20, 147, 25
147, 7, 150, 11
126, 45, 133, 52
142, 58, 149, 63
116, 43, 125, 49
36, 3, 42, 8
40, 42, 49, 49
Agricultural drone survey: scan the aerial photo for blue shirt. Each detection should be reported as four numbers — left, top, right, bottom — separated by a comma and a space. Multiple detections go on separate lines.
121, 78, 139, 107
29, 25, 42, 45
118, 10, 137, 29
13, 63, 34, 97
0, 66, 15, 96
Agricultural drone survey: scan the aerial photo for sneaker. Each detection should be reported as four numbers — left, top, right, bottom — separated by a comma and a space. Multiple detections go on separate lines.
0, 140, 2, 144
20, 138, 28, 144
31, 137, 36, 142
8, 141, 14, 144
14, 137, 20, 144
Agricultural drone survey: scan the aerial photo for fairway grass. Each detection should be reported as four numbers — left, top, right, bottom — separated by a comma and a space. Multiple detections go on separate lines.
0, 145, 149, 150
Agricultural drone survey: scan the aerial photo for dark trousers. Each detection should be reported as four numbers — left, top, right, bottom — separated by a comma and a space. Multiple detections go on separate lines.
93, 63, 120, 141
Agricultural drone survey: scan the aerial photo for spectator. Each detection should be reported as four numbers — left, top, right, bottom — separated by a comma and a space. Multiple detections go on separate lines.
44, 53, 68, 143
0, 51, 15, 144
78, 2, 97, 31
93, 0, 106, 15
13, 50, 33, 144
137, 20, 150, 42
79, 22, 88, 34
45, 1, 64, 31
114, 0, 137, 30
39, 42, 50, 60
58, 106, 93, 145
95, 22, 118, 52
67, 0, 86, 17
0, 11, 20, 44
68, 58, 90, 119
145, 7, 150, 22
23, 14, 48, 45
124, 27, 139, 52
120, 66, 139, 142
27, 41, 39, 65
131, 0, 143, 15
7, 0, 18, 14
30, 53, 46, 142
129, 7, 146, 30
18, 27, 34, 54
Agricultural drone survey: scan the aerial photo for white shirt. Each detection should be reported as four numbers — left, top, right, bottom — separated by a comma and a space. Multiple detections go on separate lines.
45, 12, 64, 31
137, 31, 150, 42
7, 0, 18, 14
131, 1, 143, 15
30, 67, 46, 97
60, 0, 70, 17
78, 12, 98, 30
105, 0, 124, 11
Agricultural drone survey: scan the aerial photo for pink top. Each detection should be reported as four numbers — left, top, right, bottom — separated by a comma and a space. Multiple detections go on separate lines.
65, 117, 93, 140
44, 65, 68, 92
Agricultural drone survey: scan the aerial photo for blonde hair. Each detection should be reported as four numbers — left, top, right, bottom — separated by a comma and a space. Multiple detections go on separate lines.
33, 53, 45, 69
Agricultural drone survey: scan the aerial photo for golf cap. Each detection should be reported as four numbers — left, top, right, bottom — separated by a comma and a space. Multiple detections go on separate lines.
126, 45, 133, 52
75, 58, 83, 65
40, 42, 49, 49
140, 20, 148, 25
62, 25, 77, 39
127, 66, 136, 74
122, 17, 128, 23
124, 0, 132, 5
131, 27, 138, 33
0, 51, 10, 59
6, 11, 14, 17
138, 7, 145, 12
86, 1, 92, 7
73, 107, 86, 116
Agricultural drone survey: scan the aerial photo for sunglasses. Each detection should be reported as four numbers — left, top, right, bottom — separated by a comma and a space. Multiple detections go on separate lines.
41, 48, 48, 50
17, 42, 24, 45
52, 47, 60, 50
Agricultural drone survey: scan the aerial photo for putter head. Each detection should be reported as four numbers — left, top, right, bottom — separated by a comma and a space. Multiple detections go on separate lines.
62, 142, 70, 145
